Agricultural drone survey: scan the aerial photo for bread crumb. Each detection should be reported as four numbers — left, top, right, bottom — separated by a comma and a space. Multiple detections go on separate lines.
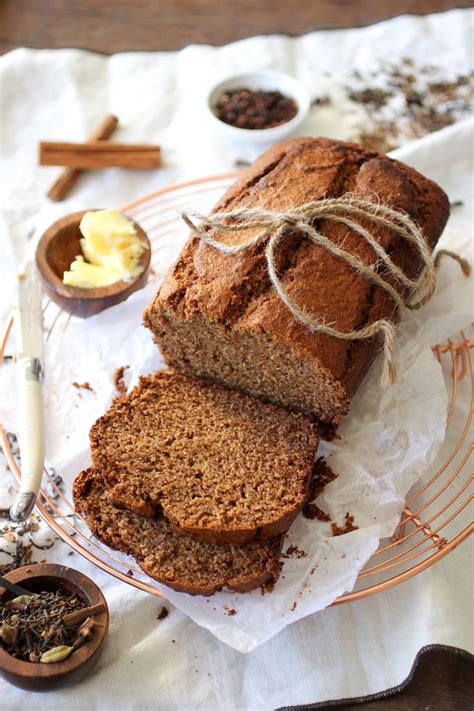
114, 366, 129, 397
303, 457, 338, 520
260, 578, 276, 595
303, 504, 331, 521
72, 381, 95, 393
157, 606, 169, 620
331, 513, 358, 537
283, 544, 307, 559
307, 457, 338, 503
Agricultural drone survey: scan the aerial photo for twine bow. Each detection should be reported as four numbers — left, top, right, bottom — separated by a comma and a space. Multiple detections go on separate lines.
181, 195, 445, 387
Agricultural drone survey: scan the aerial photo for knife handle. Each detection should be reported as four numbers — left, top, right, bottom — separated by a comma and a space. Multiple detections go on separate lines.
10, 357, 44, 521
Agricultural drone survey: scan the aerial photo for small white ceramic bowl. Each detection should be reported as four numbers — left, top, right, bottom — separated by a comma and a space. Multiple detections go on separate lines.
207, 70, 310, 144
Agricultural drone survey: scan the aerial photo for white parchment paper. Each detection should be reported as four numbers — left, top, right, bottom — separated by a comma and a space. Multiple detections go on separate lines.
0, 123, 471, 651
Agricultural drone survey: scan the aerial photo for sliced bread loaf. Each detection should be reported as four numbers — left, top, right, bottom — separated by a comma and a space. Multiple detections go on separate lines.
90, 370, 318, 544
73, 468, 282, 596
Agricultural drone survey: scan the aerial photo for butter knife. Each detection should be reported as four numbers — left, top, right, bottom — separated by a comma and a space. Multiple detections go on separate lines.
10, 261, 45, 522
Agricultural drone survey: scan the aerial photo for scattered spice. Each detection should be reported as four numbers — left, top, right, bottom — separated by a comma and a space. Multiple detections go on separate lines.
331, 513, 358, 537
290, 601, 297, 611
0, 590, 101, 663
357, 125, 396, 153
234, 158, 251, 169
311, 95, 331, 107
157, 606, 169, 620
348, 87, 393, 109
72, 381, 94, 393
226, 608, 236, 617
214, 88, 298, 130
345, 59, 473, 153
0, 504, 55, 575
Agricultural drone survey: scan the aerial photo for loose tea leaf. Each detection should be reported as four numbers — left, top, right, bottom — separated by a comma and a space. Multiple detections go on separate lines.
40, 645, 73, 663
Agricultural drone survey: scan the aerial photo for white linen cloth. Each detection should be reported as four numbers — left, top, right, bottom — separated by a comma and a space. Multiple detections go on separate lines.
0, 8, 472, 708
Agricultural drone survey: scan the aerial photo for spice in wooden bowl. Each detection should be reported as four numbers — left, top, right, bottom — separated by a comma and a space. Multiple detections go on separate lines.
1, 591, 104, 663
0, 563, 109, 691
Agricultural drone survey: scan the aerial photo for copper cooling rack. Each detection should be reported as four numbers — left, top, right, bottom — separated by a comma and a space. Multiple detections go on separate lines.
1, 173, 472, 604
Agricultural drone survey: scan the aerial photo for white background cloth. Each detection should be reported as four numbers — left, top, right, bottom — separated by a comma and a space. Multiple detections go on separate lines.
0, 8, 473, 709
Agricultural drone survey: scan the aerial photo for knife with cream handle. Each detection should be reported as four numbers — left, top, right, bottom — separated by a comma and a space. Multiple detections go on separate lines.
10, 261, 45, 522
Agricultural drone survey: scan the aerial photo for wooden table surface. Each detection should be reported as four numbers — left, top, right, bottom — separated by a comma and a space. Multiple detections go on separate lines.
0, 0, 472, 54
1, 1, 472, 708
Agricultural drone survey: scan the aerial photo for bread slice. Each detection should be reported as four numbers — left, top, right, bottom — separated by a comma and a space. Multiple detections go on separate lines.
144, 137, 449, 436
73, 468, 282, 596
90, 370, 318, 544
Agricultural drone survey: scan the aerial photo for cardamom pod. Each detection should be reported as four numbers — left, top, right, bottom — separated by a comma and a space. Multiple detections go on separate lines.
40, 645, 73, 663
0, 622, 14, 646
11, 595, 34, 605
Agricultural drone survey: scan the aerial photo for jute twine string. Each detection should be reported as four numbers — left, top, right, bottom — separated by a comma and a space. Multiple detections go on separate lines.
181, 195, 469, 387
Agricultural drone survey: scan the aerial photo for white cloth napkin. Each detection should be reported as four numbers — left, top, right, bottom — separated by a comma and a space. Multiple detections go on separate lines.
0, 8, 473, 709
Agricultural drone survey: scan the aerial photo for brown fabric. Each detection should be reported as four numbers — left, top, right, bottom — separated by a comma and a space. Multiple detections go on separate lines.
277, 645, 473, 710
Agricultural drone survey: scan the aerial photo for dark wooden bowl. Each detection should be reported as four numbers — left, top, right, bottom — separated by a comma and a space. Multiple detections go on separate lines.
35, 210, 151, 318
0, 563, 109, 692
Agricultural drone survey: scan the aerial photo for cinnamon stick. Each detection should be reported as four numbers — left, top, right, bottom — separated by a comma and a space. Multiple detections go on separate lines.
40, 141, 161, 169
47, 114, 119, 201
62, 602, 106, 628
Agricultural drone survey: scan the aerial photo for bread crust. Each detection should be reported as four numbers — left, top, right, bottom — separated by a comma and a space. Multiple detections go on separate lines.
144, 138, 450, 432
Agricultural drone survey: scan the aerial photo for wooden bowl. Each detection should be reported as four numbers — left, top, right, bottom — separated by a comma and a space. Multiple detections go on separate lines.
35, 210, 151, 318
0, 563, 109, 692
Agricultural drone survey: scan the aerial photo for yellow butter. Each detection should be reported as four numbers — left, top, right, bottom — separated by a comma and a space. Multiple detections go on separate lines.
63, 256, 123, 289
63, 210, 148, 289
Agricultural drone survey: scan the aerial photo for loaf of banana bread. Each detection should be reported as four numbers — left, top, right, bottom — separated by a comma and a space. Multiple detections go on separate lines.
144, 138, 449, 434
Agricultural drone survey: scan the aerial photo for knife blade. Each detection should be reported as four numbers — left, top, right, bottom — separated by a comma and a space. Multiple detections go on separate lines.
10, 261, 45, 522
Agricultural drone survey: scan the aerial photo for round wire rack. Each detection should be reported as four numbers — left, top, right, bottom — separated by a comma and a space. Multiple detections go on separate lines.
0, 173, 472, 604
